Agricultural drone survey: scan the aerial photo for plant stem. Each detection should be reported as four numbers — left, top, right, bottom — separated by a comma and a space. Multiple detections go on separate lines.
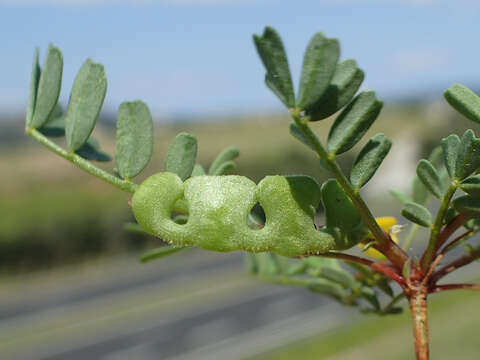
408, 286, 429, 360
431, 283, 480, 293
430, 246, 480, 283
26, 127, 138, 194
291, 112, 408, 269
422, 183, 457, 271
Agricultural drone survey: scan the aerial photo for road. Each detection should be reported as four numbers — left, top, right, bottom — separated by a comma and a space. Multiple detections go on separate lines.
0, 250, 352, 360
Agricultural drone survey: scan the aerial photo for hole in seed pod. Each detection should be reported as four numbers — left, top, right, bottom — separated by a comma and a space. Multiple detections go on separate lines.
247, 202, 266, 230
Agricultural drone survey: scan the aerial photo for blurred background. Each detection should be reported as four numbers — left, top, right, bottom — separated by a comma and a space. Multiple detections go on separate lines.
1, 1, 480, 359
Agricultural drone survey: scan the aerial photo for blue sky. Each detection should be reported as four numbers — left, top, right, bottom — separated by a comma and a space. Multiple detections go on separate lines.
2, 0, 480, 118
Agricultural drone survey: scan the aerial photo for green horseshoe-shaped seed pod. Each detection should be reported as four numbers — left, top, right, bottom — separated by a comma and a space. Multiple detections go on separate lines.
132, 172, 341, 257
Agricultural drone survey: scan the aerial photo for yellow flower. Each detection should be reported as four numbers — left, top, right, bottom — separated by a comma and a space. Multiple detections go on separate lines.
360, 216, 399, 259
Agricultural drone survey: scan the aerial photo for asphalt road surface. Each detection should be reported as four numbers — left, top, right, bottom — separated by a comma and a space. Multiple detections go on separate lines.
0, 251, 351, 360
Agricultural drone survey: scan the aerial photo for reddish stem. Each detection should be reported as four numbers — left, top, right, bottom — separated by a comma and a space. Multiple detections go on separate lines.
430, 248, 480, 284
408, 286, 429, 360
439, 229, 472, 255
430, 283, 480, 293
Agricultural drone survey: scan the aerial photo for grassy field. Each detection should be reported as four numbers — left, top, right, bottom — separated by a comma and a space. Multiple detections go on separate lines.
249, 287, 479, 359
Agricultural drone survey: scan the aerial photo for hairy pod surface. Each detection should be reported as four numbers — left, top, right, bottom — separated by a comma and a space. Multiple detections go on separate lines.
132, 172, 338, 256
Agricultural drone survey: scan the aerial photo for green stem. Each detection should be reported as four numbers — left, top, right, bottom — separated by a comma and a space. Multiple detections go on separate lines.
421, 182, 457, 271
26, 127, 138, 194
291, 111, 408, 269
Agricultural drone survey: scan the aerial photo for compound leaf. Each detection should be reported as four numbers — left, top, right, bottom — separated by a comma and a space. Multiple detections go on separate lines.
401, 202, 432, 227
412, 176, 429, 205
65, 58, 107, 151
208, 146, 240, 175
165, 132, 198, 181
441, 134, 461, 179
116, 100, 153, 179
297, 33, 339, 110
307, 59, 364, 121
253, 26, 295, 108
31, 44, 63, 128
444, 84, 480, 124
327, 91, 383, 155
350, 133, 392, 190
26, 48, 41, 126
416, 159, 444, 198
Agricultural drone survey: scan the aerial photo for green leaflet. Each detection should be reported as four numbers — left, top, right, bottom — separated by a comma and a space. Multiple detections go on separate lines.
453, 195, 480, 217
253, 27, 295, 108
390, 189, 411, 205
116, 100, 154, 179
321, 179, 368, 249
30, 45, 63, 129
327, 91, 383, 156
140, 246, 189, 263
38, 104, 65, 137
165, 132, 198, 181
350, 133, 392, 190
441, 134, 461, 179
76, 138, 111, 162
455, 129, 480, 180
191, 164, 206, 176
416, 159, 444, 199
460, 175, 480, 197
297, 33, 339, 110
65, 59, 107, 151
306, 59, 364, 121
208, 146, 240, 175
26, 48, 41, 126
289, 122, 315, 150
132, 173, 336, 257
307, 278, 348, 301
401, 202, 433, 227
412, 176, 429, 205
211, 161, 236, 176
444, 84, 480, 124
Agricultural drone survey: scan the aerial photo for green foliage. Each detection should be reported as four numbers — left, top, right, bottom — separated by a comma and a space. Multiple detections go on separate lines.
23, 28, 480, 345
306, 59, 364, 121
321, 179, 368, 249
444, 84, 480, 124
26, 48, 41, 126
297, 33, 339, 110
453, 195, 480, 217
116, 100, 154, 179
65, 59, 107, 151
208, 146, 240, 175
416, 159, 444, 198
441, 134, 461, 179
164, 132, 198, 181
460, 175, 480, 196
350, 133, 392, 190
253, 26, 295, 108
455, 129, 480, 180
401, 202, 433, 227
30, 45, 63, 129
139, 246, 188, 263
76, 138, 111, 162
327, 91, 383, 155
